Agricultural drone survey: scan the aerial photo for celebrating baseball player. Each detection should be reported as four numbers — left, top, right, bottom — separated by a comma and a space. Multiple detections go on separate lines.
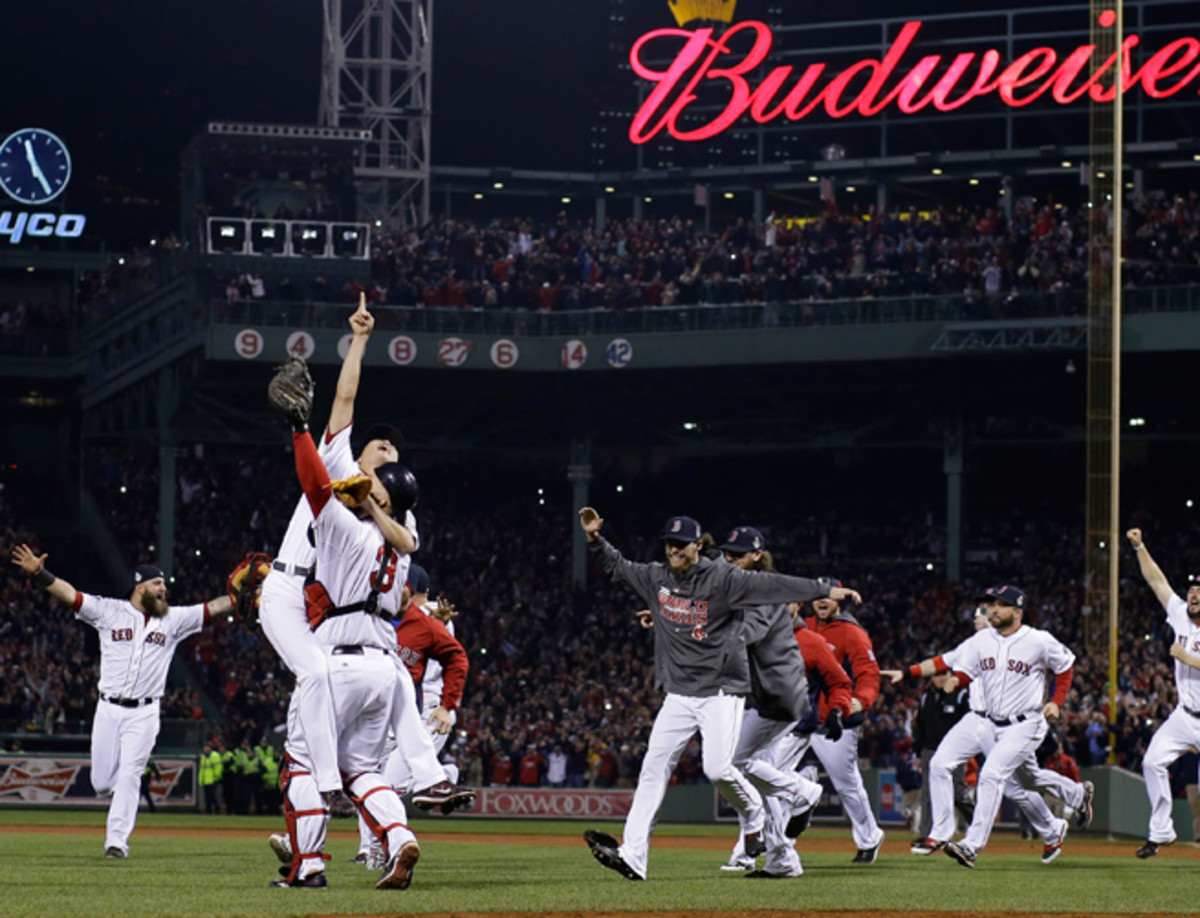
9, 546, 232, 858
805, 581, 887, 863
256, 294, 414, 818
1126, 527, 1200, 858
714, 526, 844, 878
264, 361, 425, 890
909, 604, 1093, 862
578, 509, 861, 881
882, 584, 1076, 869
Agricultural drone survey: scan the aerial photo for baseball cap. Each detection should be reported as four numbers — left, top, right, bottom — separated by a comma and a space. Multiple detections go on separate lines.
131, 564, 165, 588
980, 584, 1026, 608
661, 516, 702, 543
718, 526, 765, 554
357, 422, 405, 455
818, 576, 843, 590
406, 563, 431, 595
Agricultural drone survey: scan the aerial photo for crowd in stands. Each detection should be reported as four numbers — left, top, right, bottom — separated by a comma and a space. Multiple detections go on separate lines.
0, 444, 1172, 810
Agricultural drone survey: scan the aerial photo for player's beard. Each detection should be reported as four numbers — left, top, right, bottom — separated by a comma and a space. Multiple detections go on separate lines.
143, 593, 169, 618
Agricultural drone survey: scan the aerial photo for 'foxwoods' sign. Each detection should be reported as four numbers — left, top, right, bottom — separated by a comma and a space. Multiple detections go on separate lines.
630, 10, 1196, 143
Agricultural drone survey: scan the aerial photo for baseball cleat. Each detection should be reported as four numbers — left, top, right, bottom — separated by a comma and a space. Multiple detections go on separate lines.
945, 841, 977, 868
1136, 840, 1171, 859
270, 871, 327, 888
745, 867, 802, 879
1075, 780, 1095, 831
269, 833, 293, 864
719, 854, 755, 872
584, 829, 644, 880
375, 841, 420, 890
744, 831, 766, 858
412, 780, 475, 812
852, 843, 880, 864
321, 789, 356, 819
349, 852, 368, 865
910, 837, 945, 855
1041, 819, 1068, 864
104, 846, 127, 859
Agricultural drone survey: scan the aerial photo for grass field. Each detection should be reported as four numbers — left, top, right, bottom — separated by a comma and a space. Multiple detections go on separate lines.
1, 810, 1196, 917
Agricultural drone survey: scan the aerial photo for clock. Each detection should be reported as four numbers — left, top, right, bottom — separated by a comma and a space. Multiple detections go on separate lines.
0, 128, 72, 205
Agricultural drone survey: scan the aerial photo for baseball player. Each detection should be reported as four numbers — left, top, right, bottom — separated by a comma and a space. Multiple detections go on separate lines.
268, 419, 422, 889
805, 581, 887, 863
710, 527, 843, 878
258, 294, 418, 815
579, 509, 861, 881
9, 546, 232, 858
1126, 527, 1200, 858
353, 566, 469, 865
909, 604, 1092, 861
883, 584, 1076, 868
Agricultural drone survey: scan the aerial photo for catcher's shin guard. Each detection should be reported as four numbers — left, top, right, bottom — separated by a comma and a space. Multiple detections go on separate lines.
346, 771, 415, 861
280, 755, 330, 881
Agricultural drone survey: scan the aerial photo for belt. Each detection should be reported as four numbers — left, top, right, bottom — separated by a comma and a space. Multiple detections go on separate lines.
332, 644, 392, 656
272, 560, 313, 577
978, 711, 1032, 727
101, 694, 156, 709
1182, 705, 1200, 719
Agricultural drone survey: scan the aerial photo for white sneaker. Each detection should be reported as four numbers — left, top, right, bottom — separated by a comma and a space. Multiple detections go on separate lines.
720, 854, 755, 872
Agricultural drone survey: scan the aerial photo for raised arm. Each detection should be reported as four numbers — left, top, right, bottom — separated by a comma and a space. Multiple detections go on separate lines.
1127, 528, 1175, 610
362, 498, 416, 554
326, 292, 373, 436
10, 543, 78, 607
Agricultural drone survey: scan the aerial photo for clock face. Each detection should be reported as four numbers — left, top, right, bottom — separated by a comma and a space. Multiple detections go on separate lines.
0, 128, 72, 205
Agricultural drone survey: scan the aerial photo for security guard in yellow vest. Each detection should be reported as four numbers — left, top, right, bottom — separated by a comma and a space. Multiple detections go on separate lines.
198, 743, 224, 814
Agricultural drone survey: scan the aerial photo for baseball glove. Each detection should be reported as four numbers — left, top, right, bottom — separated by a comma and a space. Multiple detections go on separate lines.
227, 552, 273, 624
267, 355, 314, 430
331, 474, 373, 508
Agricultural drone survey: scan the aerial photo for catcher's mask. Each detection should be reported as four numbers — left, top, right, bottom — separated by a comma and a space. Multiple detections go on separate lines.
374, 462, 419, 515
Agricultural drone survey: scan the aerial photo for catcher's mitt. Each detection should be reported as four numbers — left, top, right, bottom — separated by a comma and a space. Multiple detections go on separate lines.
268, 354, 314, 430
331, 474, 373, 508
227, 552, 272, 624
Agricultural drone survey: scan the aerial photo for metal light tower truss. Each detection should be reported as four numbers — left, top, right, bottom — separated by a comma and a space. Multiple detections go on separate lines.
320, 0, 433, 228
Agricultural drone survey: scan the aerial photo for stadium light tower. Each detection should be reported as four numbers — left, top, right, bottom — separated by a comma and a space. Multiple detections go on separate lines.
320, 0, 433, 229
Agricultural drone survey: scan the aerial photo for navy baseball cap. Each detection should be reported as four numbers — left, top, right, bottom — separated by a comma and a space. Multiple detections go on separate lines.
131, 564, 165, 588
719, 526, 765, 554
406, 563, 431, 595
661, 516, 703, 542
357, 422, 405, 454
980, 585, 1026, 608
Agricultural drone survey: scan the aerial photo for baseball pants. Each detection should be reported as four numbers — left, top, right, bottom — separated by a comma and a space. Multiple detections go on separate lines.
916, 748, 972, 840
812, 728, 886, 851
727, 725, 824, 875
281, 648, 416, 881
261, 571, 342, 794
618, 691, 763, 879
1143, 707, 1200, 844
90, 699, 160, 855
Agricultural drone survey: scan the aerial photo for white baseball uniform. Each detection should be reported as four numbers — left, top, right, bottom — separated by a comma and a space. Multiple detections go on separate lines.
73, 593, 205, 855
279, 437, 418, 882
1142, 594, 1200, 845
938, 624, 1075, 853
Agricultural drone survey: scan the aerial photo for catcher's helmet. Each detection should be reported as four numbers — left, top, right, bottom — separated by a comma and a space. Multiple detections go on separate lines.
374, 462, 419, 515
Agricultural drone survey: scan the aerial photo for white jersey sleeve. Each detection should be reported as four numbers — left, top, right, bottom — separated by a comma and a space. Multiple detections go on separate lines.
319, 424, 359, 480
1166, 595, 1200, 709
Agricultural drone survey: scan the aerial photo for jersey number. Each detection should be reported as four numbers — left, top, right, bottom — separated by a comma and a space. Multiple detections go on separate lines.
369, 546, 399, 593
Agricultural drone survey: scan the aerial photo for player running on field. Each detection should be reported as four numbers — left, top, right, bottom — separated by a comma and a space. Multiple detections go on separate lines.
1126, 527, 1200, 859
882, 584, 1076, 869
9, 548, 232, 858
579, 509, 861, 881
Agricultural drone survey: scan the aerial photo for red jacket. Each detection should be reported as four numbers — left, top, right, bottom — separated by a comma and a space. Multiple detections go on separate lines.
806, 612, 881, 716
795, 626, 853, 720
393, 604, 468, 712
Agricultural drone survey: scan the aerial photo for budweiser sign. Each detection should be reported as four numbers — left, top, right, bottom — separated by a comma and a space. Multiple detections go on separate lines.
630, 10, 1197, 143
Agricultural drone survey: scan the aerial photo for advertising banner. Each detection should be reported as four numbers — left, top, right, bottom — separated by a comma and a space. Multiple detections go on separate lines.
0, 755, 196, 808
463, 787, 633, 820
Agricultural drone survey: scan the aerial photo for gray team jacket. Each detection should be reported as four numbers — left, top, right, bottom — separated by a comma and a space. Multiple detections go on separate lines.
741, 603, 811, 723
589, 534, 830, 698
